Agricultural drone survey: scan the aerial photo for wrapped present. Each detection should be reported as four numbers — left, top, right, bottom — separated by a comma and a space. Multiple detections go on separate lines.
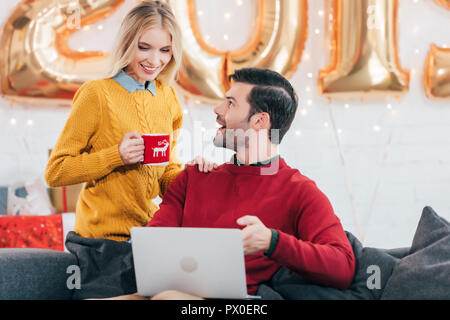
0, 214, 64, 251
48, 184, 84, 213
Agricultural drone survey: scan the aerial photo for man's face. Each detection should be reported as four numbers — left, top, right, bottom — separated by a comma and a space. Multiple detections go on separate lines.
213, 82, 254, 150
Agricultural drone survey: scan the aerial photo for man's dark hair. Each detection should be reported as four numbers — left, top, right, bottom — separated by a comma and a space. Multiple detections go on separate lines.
228, 68, 299, 144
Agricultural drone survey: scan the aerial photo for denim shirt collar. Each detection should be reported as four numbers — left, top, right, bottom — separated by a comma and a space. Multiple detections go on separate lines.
113, 69, 156, 95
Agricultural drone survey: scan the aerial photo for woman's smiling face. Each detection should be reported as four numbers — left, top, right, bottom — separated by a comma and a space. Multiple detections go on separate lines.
125, 27, 173, 84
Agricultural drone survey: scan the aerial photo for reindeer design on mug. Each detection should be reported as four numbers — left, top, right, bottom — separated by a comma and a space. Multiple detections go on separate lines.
152, 139, 169, 157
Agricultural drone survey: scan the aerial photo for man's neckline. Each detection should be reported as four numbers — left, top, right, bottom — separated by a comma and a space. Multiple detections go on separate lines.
232, 154, 281, 167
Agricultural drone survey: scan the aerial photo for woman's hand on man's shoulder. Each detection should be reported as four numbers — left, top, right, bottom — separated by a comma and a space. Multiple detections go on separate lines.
185, 156, 218, 173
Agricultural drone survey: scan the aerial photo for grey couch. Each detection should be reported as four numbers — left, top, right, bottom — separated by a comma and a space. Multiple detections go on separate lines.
0, 206, 449, 300
0, 240, 410, 300
0, 248, 77, 299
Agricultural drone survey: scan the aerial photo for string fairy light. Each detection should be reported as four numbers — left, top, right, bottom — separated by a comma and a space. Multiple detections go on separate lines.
326, 106, 364, 241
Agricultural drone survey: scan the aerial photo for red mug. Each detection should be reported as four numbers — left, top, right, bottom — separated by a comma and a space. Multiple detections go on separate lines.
141, 134, 170, 165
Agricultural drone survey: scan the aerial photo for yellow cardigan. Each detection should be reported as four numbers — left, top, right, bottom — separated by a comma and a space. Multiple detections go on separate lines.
45, 78, 184, 240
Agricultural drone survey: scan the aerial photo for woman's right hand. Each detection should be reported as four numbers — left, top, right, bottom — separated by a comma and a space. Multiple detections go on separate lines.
119, 131, 145, 165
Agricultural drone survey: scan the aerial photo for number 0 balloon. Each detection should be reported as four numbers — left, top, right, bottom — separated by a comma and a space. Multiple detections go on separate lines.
168, 0, 308, 103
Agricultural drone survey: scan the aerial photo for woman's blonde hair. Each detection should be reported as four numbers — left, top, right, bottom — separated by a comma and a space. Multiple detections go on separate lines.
106, 1, 182, 84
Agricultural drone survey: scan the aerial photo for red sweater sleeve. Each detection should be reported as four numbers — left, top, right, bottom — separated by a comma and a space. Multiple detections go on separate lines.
270, 181, 355, 290
146, 169, 188, 227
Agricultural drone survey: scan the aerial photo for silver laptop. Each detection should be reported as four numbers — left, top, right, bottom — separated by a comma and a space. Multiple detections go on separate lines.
131, 227, 257, 299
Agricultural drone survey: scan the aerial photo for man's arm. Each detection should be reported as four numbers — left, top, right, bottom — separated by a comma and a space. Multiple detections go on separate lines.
147, 168, 188, 227
269, 181, 355, 290
238, 181, 355, 290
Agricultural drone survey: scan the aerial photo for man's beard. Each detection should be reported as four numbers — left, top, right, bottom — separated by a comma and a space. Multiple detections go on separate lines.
213, 127, 256, 151
213, 115, 254, 150
213, 128, 237, 150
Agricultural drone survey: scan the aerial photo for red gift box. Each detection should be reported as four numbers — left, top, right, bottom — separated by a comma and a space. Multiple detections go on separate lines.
0, 214, 64, 251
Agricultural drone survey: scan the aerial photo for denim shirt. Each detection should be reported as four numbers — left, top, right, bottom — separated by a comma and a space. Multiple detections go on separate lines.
113, 69, 157, 96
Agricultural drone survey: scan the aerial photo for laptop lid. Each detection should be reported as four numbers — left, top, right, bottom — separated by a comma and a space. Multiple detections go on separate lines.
130, 227, 248, 299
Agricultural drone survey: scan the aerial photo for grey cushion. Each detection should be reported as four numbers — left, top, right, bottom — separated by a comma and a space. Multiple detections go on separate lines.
65, 231, 137, 299
381, 206, 450, 299
258, 231, 402, 300
382, 247, 410, 259
0, 248, 77, 300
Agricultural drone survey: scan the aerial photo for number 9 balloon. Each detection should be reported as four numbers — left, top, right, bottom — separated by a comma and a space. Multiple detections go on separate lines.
434, 0, 450, 10
424, 1, 450, 99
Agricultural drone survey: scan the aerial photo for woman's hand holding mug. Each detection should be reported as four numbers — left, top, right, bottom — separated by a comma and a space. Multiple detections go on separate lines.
119, 131, 145, 165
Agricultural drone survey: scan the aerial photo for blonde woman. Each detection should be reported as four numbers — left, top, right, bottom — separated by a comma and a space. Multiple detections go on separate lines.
45, 1, 215, 242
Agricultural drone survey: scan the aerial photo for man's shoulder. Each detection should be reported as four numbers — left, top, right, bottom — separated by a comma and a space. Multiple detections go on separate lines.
279, 159, 313, 182
277, 159, 324, 195
183, 163, 230, 177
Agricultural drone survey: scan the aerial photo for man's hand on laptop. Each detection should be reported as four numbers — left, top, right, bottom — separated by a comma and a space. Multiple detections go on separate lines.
185, 155, 218, 173
237, 216, 272, 255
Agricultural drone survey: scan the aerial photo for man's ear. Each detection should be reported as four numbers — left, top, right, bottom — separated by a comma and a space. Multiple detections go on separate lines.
251, 112, 271, 130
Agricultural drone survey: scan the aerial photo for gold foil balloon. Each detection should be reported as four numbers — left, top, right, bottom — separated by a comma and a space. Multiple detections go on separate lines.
434, 0, 450, 10
0, 0, 124, 105
168, 0, 308, 103
425, 45, 450, 99
319, 0, 409, 99
424, 2, 450, 99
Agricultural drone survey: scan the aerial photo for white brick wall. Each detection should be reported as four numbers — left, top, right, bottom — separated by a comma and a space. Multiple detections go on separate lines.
1, 0, 449, 249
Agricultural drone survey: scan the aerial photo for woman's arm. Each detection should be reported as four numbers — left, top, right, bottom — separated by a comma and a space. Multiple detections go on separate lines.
158, 86, 184, 196
45, 81, 124, 187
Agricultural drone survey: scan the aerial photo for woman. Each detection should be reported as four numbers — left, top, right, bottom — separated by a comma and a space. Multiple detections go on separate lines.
45, 1, 214, 241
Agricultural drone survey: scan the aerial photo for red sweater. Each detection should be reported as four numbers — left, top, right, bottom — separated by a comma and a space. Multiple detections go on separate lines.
147, 158, 355, 295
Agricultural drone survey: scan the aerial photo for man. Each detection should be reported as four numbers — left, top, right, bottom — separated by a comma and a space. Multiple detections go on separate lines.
146, 68, 356, 298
